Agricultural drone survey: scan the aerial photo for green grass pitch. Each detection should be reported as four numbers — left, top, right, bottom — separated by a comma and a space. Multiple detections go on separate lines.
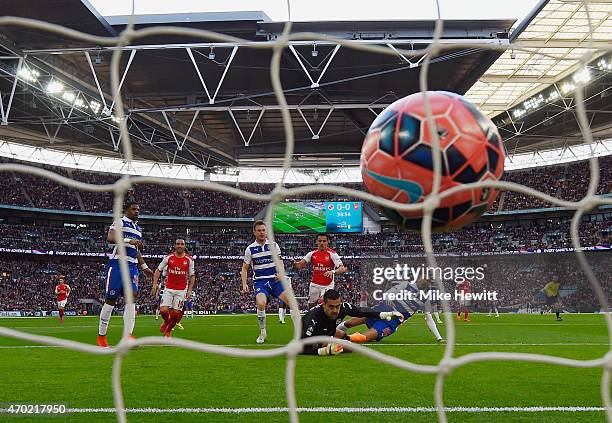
273, 203, 327, 233
0, 313, 608, 422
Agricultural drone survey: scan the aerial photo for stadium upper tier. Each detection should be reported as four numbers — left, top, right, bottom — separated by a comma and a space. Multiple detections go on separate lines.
1, 156, 611, 218
0, 217, 608, 256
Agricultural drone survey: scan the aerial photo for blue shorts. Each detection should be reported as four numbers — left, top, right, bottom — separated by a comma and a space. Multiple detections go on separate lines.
366, 317, 403, 341
254, 279, 285, 300
104, 263, 139, 301
186, 300, 193, 308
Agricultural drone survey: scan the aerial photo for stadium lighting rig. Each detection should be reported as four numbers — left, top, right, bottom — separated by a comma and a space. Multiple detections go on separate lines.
503, 55, 611, 123
17, 65, 39, 83
12, 60, 123, 124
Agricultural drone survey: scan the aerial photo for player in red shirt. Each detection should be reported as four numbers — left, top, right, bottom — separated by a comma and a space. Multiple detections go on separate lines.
151, 239, 195, 337
294, 234, 347, 309
54, 275, 71, 324
456, 279, 471, 322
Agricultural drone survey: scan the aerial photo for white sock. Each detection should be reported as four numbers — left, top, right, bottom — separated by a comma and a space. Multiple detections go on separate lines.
279, 307, 286, 322
425, 313, 443, 341
433, 311, 442, 322
124, 303, 136, 335
98, 303, 114, 336
257, 309, 266, 331
155, 308, 160, 318
336, 321, 348, 333
495, 307, 499, 316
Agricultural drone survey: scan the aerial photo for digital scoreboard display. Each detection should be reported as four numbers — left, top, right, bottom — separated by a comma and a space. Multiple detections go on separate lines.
324, 201, 363, 233
272, 201, 363, 234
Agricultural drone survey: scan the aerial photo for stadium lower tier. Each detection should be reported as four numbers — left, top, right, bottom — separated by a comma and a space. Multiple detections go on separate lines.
0, 252, 609, 315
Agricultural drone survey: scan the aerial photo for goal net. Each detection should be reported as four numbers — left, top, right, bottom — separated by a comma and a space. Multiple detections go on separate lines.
0, 1, 611, 422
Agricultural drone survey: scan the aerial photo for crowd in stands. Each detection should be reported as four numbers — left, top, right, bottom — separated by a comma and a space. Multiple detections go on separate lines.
0, 217, 608, 257
0, 249, 608, 314
0, 155, 610, 315
499, 156, 612, 211
1, 156, 610, 217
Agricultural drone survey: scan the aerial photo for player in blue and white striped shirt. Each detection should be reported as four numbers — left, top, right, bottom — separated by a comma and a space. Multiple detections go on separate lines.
241, 220, 291, 344
97, 201, 153, 348
338, 278, 444, 343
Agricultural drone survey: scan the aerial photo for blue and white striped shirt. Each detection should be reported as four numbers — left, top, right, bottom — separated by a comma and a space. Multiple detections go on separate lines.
243, 240, 281, 283
108, 216, 142, 266
382, 281, 431, 319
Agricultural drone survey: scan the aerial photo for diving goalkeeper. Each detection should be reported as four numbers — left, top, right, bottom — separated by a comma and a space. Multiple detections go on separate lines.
300, 289, 402, 356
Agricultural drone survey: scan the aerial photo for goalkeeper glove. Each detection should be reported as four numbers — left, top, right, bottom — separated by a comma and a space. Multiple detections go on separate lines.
379, 311, 404, 321
317, 343, 343, 356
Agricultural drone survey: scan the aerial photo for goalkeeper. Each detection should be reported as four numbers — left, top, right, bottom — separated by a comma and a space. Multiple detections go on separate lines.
300, 289, 402, 356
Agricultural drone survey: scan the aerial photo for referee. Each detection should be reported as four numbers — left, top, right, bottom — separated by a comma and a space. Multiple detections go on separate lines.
300, 289, 401, 356
541, 277, 562, 321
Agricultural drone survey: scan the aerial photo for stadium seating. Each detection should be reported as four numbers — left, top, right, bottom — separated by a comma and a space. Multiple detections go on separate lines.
0, 250, 608, 314
0, 218, 609, 256
1, 156, 610, 216
0, 156, 610, 314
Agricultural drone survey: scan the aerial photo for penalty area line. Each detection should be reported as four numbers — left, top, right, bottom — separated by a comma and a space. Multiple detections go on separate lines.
11, 406, 605, 414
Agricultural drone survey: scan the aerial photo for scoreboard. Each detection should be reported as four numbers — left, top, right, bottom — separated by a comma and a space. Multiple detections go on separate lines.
325, 202, 363, 233
272, 201, 363, 234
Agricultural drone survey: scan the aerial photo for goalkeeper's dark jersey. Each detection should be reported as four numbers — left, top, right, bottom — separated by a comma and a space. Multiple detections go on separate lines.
300, 302, 380, 355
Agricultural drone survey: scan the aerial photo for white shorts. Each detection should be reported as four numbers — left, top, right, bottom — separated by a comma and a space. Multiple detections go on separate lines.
161, 288, 187, 310
57, 300, 67, 308
308, 282, 334, 304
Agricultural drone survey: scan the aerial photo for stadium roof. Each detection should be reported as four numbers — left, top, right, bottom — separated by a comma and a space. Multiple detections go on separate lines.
0, 0, 609, 170
0, 0, 514, 168
466, 0, 612, 115
466, 0, 612, 154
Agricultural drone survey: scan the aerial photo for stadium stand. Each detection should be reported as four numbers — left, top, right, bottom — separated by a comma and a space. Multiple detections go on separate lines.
0, 156, 610, 315
0, 251, 609, 314
1, 156, 610, 216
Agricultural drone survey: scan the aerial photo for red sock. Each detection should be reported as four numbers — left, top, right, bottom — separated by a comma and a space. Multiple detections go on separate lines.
175, 310, 184, 325
59, 309, 64, 319
457, 310, 461, 317
465, 311, 469, 320
165, 310, 181, 332
160, 309, 170, 324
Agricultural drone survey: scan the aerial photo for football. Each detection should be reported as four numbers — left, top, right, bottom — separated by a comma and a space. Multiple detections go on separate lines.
360, 91, 505, 232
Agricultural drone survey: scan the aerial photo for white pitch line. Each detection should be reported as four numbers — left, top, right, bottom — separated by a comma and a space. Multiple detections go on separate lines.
0, 342, 609, 349
5, 406, 602, 414
454, 323, 607, 326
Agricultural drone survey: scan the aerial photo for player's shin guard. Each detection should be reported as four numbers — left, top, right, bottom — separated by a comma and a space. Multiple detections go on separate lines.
124, 303, 136, 335
257, 308, 266, 331
166, 309, 182, 332
98, 303, 114, 336
175, 309, 185, 325
278, 307, 286, 322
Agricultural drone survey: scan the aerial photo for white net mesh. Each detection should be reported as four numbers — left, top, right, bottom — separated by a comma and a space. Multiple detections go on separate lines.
0, 1, 611, 422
